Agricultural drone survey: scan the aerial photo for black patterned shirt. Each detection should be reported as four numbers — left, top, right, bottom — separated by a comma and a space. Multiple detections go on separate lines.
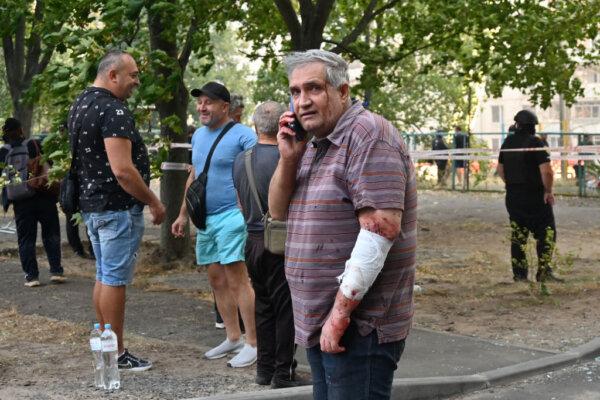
68, 87, 150, 212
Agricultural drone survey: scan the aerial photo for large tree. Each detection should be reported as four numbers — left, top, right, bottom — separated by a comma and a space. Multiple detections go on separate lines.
143, 0, 217, 260
24, 0, 225, 261
0, 0, 93, 136
237, 0, 600, 113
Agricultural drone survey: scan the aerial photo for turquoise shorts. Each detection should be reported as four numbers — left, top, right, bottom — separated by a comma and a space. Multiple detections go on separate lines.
195, 208, 247, 266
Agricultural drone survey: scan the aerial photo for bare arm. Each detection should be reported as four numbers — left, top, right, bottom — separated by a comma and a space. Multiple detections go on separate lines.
497, 163, 505, 183
104, 137, 165, 224
268, 111, 307, 220
320, 208, 403, 353
268, 159, 300, 220
171, 166, 196, 237
539, 162, 555, 205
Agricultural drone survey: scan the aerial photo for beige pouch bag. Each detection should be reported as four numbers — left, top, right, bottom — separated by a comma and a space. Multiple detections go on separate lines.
263, 212, 286, 255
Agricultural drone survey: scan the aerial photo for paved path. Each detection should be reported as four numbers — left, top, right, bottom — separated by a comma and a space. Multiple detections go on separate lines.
0, 259, 558, 382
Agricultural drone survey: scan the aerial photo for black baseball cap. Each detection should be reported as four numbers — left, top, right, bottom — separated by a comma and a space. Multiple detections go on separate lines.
190, 82, 231, 103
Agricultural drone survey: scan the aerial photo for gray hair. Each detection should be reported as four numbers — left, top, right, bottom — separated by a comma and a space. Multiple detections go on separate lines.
253, 101, 286, 136
283, 49, 349, 89
230, 94, 245, 110
97, 50, 130, 76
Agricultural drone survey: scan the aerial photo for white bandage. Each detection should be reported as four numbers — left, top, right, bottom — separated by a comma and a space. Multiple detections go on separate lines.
337, 229, 394, 301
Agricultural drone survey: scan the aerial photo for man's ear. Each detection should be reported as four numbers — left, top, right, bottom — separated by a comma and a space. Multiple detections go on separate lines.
339, 83, 350, 103
108, 68, 118, 82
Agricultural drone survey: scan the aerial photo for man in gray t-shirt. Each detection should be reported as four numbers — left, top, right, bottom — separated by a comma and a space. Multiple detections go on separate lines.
233, 101, 303, 388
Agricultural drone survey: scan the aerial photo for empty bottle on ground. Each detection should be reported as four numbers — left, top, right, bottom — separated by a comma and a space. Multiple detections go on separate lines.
89, 322, 104, 388
101, 324, 120, 390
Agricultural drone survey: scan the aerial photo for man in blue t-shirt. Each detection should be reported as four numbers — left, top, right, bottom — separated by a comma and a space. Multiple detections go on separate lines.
172, 81, 258, 368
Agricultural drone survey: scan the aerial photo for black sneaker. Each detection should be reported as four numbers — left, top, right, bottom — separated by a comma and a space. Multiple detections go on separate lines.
271, 375, 312, 389
118, 349, 152, 371
255, 373, 272, 386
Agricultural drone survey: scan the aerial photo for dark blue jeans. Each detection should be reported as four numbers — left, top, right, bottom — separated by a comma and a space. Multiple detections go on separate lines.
306, 323, 405, 400
13, 194, 62, 281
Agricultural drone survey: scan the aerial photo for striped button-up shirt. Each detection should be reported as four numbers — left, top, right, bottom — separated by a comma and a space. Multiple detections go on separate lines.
285, 102, 417, 348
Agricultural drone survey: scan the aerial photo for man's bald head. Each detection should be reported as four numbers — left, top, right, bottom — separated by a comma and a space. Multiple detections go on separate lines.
97, 50, 130, 77
94, 50, 140, 100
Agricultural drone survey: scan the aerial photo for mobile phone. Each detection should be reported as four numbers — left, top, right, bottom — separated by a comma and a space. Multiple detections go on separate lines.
287, 96, 306, 141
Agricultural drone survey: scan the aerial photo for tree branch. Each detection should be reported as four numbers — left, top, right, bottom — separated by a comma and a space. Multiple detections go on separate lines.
178, 17, 198, 70
321, 39, 361, 58
308, 0, 336, 48
274, 0, 302, 50
384, 29, 464, 64
125, 9, 143, 46
2, 35, 19, 102
24, 0, 44, 82
37, 48, 53, 74
299, 0, 315, 43
13, 15, 26, 82
330, 0, 402, 53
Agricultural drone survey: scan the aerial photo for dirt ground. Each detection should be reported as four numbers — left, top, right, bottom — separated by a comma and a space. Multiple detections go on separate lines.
0, 190, 599, 399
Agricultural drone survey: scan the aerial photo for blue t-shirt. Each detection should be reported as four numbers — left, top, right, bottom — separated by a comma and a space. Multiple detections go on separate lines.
191, 122, 256, 215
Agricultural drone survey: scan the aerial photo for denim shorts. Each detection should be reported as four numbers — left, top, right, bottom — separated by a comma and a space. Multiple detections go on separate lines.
195, 208, 247, 266
83, 205, 145, 286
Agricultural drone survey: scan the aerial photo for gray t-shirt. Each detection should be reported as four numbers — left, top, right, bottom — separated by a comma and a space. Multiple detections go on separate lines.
233, 143, 279, 232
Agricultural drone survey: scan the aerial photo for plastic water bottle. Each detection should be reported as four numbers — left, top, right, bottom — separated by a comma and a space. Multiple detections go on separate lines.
89, 323, 104, 388
101, 324, 120, 390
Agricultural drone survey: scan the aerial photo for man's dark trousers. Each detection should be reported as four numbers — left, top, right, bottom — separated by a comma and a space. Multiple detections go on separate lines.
506, 189, 556, 280
245, 232, 295, 380
13, 194, 62, 281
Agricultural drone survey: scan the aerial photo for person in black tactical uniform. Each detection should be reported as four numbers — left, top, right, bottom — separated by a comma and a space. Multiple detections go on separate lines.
497, 110, 563, 283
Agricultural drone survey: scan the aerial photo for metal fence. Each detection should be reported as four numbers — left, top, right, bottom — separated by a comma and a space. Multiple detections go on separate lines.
403, 132, 600, 197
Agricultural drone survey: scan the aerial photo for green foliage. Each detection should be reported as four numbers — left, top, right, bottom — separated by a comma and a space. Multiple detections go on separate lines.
0, 53, 11, 119
509, 223, 574, 296
144, 132, 170, 179
185, 25, 256, 125
235, 0, 600, 112
252, 60, 289, 105
41, 130, 71, 182
467, 136, 491, 188
364, 56, 476, 131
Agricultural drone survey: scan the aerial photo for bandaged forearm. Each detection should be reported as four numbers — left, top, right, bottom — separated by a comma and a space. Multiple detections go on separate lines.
337, 229, 394, 301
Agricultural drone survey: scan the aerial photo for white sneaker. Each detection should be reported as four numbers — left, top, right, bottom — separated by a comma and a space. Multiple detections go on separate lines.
204, 338, 244, 360
227, 344, 257, 368
24, 280, 40, 287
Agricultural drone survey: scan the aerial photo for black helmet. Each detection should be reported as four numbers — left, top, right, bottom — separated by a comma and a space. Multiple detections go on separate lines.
514, 110, 538, 125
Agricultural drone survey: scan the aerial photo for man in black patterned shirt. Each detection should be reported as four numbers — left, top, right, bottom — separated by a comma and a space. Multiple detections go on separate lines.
68, 50, 165, 371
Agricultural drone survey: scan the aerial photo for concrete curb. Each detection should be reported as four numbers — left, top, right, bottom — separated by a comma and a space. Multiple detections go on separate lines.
185, 338, 600, 400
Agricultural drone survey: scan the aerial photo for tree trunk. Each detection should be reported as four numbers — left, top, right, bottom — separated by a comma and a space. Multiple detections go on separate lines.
147, 0, 191, 261
13, 100, 34, 137
157, 84, 190, 262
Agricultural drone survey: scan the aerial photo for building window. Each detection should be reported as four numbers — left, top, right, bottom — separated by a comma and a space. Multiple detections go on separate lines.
491, 105, 502, 123
573, 103, 600, 119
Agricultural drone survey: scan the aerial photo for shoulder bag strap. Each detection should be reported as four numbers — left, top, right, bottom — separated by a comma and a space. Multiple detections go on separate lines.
243, 148, 264, 216
201, 121, 236, 175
